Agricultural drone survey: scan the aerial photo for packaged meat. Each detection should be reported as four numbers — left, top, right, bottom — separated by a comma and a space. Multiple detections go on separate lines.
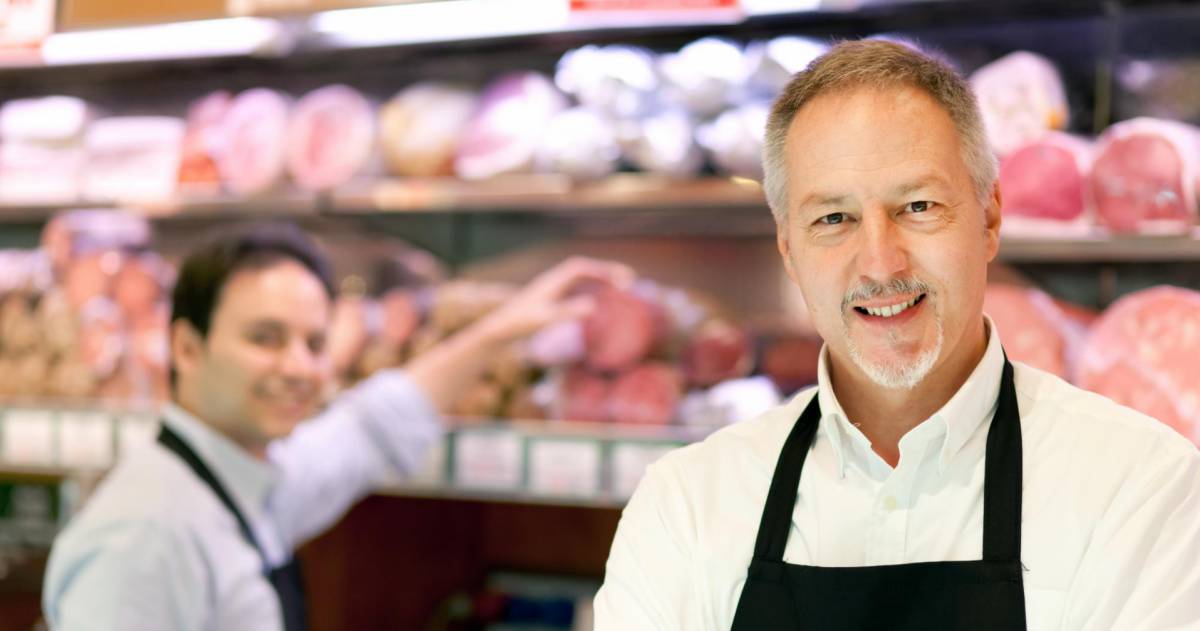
984, 284, 1071, 378
286, 84, 377, 192
455, 72, 567, 180
743, 36, 828, 100
998, 132, 1094, 236
0, 96, 91, 142
178, 91, 233, 194
558, 367, 612, 423
1078, 286, 1200, 444
1088, 117, 1200, 235
679, 375, 782, 427
534, 107, 620, 180
583, 287, 663, 373
83, 116, 186, 202
970, 51, 1069, 157
617, 108, 704, 178
0, 141, 85, 203
218, 88, 291, 196
526, 319, 586, 368
608, 362, 683, 426
695, 102, 770, 180
555, 44, 660, 120
379, 82, 477, 177
658, 37, 747, 118
681, 319, 754, 387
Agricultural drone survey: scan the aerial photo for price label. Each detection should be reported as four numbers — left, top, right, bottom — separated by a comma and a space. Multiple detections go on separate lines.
58, 411, 114, 468
2, 409, 56, 466
453, 429, 523, 490
527, 438, 601, 497
610, 441, 679, 498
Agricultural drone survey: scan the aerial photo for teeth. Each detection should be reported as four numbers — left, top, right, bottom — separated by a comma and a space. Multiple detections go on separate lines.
864, 296, 920, 318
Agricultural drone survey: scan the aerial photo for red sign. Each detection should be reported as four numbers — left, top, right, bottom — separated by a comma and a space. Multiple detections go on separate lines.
571, 0, 738, 10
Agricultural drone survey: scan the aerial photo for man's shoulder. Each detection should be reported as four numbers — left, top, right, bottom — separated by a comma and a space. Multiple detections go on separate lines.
1014, 362, 1198, 467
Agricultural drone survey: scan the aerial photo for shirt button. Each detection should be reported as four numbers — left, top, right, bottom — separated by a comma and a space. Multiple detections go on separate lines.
883, 496, 898, 511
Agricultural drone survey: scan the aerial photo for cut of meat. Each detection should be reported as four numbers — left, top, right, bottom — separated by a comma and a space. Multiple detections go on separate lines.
178, 91, 232, 194
970, 51, 1069, 157
559, 367, 612, 423
761, 336, 822, 394
455, 72, 567, 180
583, 287, 661, 373
681, 319, 753, 387
984, 284, 1069, 378
998, 132, 1093, 235
286, 84, 376, 192
1088, 117, 1200, 235
218, 88, 290, 196
1078, 286, 1200, 444
608, 362, 683, 426
380, 82, 477, 177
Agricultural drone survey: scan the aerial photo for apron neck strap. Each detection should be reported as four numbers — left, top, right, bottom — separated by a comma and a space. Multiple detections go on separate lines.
751, 355, 1023, 563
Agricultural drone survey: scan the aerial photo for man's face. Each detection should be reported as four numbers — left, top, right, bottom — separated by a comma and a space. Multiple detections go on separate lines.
175, 259, 332, 447
776, 84, 1001, 390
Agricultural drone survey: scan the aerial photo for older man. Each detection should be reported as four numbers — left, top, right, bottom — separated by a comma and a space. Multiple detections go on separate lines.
595, 40, 1200, 630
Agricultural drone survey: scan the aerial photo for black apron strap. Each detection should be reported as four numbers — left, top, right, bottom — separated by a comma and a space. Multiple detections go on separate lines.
157, 423, 309, 631
752, 393, 822, 561
749, 356, 1022, 564
982, 355, 1022, 561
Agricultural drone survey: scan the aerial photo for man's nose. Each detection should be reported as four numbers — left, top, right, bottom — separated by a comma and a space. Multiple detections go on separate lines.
854, 207, 909, 284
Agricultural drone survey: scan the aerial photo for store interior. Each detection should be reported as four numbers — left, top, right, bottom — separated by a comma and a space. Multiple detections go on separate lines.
1, 0, 1199, 629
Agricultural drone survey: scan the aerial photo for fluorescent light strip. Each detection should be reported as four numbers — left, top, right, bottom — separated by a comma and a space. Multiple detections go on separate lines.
309, 0, 571, 48
41, 17, 286, 66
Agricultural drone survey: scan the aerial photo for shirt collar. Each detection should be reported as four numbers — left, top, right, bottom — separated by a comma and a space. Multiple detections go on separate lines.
815, 316, 1005, 478
161, 403, 280, 513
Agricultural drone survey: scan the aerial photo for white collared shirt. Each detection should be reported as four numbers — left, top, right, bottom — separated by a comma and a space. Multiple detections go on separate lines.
43, 370, 441, 631
595, 317, 1200, 630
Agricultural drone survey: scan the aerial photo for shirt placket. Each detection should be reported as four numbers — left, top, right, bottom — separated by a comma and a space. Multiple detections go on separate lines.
865, 423, 940, 565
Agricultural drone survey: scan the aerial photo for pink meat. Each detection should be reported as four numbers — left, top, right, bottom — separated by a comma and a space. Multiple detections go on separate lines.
608, 362, 683, 426
560, 367, 612, 423
1089, 118, 1200, 234
999, 133, 1090, 222
583, 287, 661, 372
218, 88, 290, 196
761, 336, 822, 393
984, 284, 1069, 378
286, 85, 375, 192
1078, 286, 1200, 444
681, 319, 753, 387
454, 72, 566, 180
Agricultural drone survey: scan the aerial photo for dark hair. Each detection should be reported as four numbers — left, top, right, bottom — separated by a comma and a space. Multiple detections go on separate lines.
169, 222, 335, 387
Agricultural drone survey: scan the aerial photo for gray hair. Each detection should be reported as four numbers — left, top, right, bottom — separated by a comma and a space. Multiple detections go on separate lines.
762, 39, 998, 224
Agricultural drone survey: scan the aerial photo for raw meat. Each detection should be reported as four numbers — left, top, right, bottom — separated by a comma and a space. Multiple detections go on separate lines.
178, 91, 232, 194
1088, 117, 1200, 235
218, 88, 290, 196
555, 44, 659, 120
583, 287, 661, 372
984, 284, 1070, 378
658, 37, 746, 118
762, 336, 822, 394
998, 132, 1093, 235
559, 367, 611, 423
970, 51, 1069, 157
695, 102, 770, 180
455, 72, 567, 180
681, 319, 753, 387
286, 84, 376, 191
1078, 286, 1200, 444
379, 82, 477, 177
608, 362, 683, 426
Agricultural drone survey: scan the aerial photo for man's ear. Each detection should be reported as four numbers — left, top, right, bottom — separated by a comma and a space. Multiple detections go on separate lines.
777, 226, 801, 286
984, 180, 1002, 262
170, 319, 205, 383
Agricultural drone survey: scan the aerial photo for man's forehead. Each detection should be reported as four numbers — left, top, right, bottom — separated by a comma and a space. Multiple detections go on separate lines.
212, 261, 330, 321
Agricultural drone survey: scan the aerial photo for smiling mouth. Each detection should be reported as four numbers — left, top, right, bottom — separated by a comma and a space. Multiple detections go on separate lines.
853, 293, 927, 318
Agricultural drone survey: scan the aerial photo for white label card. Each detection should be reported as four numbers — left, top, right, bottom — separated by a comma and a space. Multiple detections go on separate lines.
2, 410, 56, 466
611, 442, 679, 499
527, 439, 601, 498
59, 411, 114, 468
454, 430, 524, 490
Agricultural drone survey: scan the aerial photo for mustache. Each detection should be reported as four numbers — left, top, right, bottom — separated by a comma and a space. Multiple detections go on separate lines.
842, 277, 933, 311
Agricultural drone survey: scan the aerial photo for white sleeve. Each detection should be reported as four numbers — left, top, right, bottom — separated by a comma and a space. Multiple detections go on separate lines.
44, 519, 210, 631
1064, 436, 1200, 630
593, 458, 699, 631
266, 369, 442, 549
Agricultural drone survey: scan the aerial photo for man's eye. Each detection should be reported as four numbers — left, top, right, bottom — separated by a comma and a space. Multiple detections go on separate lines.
818, 212, 846, 225
906, 201, 931, 213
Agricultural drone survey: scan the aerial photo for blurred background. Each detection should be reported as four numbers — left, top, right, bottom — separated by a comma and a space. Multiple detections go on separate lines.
1, 0, 1200, 629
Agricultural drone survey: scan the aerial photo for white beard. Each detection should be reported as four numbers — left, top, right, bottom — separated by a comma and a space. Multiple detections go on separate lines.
845, 315, 944, 390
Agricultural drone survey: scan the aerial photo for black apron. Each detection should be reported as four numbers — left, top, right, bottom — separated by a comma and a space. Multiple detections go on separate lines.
730, 356, 1026, 630
158, 425, 310, 631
